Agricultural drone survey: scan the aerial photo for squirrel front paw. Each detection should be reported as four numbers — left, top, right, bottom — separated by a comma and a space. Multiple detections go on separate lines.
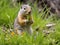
26, 20, 33, 25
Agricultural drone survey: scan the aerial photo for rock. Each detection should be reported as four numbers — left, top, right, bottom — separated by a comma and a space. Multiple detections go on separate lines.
46, 23, 56, 28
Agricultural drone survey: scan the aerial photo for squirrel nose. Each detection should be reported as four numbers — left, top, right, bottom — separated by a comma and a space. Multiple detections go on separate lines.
28, 11, 31, 14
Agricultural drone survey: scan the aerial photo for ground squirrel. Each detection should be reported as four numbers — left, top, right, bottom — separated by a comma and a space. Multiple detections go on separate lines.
14, 4, 33, 35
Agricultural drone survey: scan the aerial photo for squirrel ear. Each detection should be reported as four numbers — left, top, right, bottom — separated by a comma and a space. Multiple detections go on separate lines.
21, 6, 22, 9
20, 5, 23, 9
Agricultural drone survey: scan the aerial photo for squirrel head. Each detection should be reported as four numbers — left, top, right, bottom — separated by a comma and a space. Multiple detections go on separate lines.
19, 4, 31, 16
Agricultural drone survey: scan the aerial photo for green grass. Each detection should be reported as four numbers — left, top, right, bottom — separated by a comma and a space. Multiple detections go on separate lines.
0, 0, 60, 45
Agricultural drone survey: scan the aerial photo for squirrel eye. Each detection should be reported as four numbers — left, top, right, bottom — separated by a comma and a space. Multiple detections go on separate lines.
24, 8, 26, 10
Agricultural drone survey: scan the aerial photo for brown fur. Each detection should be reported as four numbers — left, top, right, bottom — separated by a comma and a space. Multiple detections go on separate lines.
14, 5, 33, 35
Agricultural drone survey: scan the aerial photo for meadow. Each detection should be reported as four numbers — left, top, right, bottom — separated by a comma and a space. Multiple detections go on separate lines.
0, 0, 60, 45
